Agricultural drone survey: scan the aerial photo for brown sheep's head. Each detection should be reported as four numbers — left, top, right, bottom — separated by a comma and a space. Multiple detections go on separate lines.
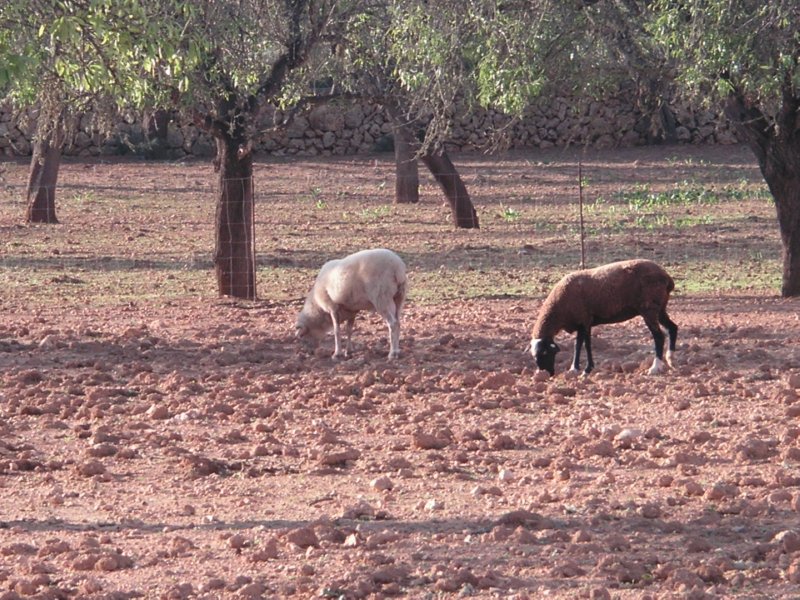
531, 338, 560, 376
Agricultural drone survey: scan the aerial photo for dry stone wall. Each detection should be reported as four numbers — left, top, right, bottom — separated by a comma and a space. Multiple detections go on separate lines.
0, 97, 739, 159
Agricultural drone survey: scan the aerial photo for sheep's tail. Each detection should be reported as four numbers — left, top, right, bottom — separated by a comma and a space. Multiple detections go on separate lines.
664, 274, 675, 306
393, 266, 407, 317
394, 279, 407, 318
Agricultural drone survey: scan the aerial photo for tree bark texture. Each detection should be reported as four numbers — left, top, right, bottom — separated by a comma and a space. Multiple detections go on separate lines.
726, 91, 800, 296
143, 108, 170, 159
145, 109, 169, 143
421, 150, 480, 229
213, 136, 257, 299
772, 176, 800, 297
392, 121, 420, 204
26, 128, 63, 224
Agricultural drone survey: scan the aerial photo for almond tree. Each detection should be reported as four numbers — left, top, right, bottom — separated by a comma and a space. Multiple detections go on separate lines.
467, 0, 800, 296
1, 1, 371, 298
333, 1, 657, 229
0, 1, 186, 224
649, 0, 800, 296
151, 0, 376, 298
379, 5, 481, 228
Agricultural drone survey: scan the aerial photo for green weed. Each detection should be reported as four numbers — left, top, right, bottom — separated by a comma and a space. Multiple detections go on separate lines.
666, 156, 710, 167
358, 205, 392, 221
498, 204, 521, 222
70, 190, 98, 204
619, 182, 719, 209
297, 186, 327, 208
674, 215, 713, 228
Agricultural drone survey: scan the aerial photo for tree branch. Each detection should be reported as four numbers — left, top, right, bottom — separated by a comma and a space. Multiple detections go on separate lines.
724, 87, 773, 166
777, 63, 800, 143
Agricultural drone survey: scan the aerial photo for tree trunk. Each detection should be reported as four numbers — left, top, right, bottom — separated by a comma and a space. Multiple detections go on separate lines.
143, 109, 170, 159
726, 93, 800, 296
26, 128, 63, 224
421, 150, 480, 229
393, 121, 419, 204
771, 176, 800, 297
385, 102, 478, 227
213, 135, 257, 299
145, 109, 169, 143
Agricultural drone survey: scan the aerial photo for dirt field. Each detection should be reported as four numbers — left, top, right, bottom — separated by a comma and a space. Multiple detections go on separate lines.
1, 144, 800, 599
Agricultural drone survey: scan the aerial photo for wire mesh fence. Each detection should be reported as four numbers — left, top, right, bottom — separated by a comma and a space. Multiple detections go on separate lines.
0, 147, 782, 308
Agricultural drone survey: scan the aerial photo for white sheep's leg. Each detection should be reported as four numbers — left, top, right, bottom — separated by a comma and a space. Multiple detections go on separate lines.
388, 318, 400, 359
343, 317, 356, 357
386, 315, 400, 360
665, 349, 675, 368
329, 310, 344, 359
378, 303, 401, 360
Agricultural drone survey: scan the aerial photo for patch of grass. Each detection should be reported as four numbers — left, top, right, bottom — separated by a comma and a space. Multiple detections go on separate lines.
614, 180, 771, 210
718, 179, 772, 202
296, 186, 327, 209
1, 264, 213, 307
674, 215, 714, 228
70, 190, 99, 204
619, 182, 719, 209
674, 257, 781, 294
357, 205, 393, 221
633, 213, 670, 230
666, 155, 711, 167
497, 204, 521, 222
409, 267, 539, 302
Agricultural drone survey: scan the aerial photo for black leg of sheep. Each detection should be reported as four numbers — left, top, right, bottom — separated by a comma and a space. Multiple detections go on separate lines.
643, 309, 678, 375
659, 310, 679, 365
571, 326, 595, 375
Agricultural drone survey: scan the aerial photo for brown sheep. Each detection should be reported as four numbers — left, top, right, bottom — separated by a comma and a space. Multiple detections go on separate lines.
530, 259, 678, 375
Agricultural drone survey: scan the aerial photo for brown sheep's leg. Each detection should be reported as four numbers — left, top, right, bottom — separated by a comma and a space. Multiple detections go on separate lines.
571, 327, 594, 374
643, 313, 667, 374
570, 330, 583, 372
659, 310, 678, 366
583, 327, 595, 374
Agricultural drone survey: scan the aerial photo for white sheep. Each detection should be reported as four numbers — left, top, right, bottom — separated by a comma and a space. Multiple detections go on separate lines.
296, 248, 407, 360
530, 259, 678, 376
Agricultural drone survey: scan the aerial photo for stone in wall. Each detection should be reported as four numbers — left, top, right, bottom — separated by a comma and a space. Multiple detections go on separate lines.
285, 116, 309, 139
308, 105, 344, 132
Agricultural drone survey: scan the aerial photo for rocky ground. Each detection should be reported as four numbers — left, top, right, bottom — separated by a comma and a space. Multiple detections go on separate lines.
1, 294, 800, 599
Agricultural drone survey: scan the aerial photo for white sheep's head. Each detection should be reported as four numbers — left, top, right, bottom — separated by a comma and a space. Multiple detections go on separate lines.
295, 309, 330, 343
531, 338, 560, 376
